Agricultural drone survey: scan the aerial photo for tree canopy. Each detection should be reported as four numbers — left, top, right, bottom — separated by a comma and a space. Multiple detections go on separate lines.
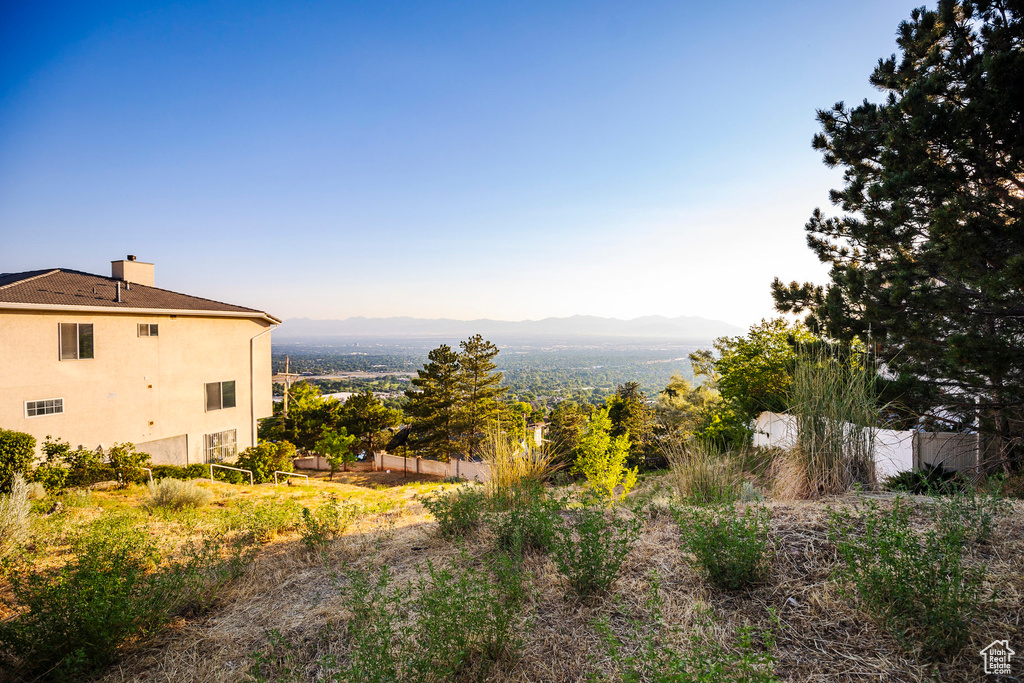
772, 0, 1024, 466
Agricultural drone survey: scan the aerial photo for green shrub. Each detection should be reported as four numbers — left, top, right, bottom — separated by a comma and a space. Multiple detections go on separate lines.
300, 496, 361, 551
829, 497, 986, 660
107, 442, 152, 488
0, 475, 31, 561
31, 437, 71, 493
674, 504, 771, 590
421, 485, 486, 538
0, 430, 35, 494
333, 554, 526, 682
65, 446, 113, 487
884, 463, 971, 495
235, 498, 301, 544
550, 504, 643, 597
935, 490, 1011, 545
485, 482, 560, 557
0, 514, 250, 681
146, 478, 214, 510
236, 441, 297, 484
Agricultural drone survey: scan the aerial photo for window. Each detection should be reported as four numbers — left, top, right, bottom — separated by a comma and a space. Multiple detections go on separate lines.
204, 429, 237, 463
138, 323, 159, 337
25, 398, 63, 417
59, 323, 93, 360
205, 381, 236, 411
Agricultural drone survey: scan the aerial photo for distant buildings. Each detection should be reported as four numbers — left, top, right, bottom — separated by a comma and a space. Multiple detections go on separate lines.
0, 256, 279, 464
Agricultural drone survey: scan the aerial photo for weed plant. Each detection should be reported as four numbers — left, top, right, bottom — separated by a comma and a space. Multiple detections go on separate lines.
146, 478, 214, 510
550, 503, 643, 597
300, 496, 361, 551
234, 498, 302, 544
663, 438, 742, 506
884, 463, 971, 495
935, 490, 1010, 545
674, 504, 771, 590
329, 554, 527, 682
421, 485, 486, 538
485, 481, 561, 557
592, 580, 779, 682
829, 497, 986, 660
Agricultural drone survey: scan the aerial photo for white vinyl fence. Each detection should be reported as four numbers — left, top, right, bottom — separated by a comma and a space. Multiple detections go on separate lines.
754, 412, 980, 480
374, 452, 491, 482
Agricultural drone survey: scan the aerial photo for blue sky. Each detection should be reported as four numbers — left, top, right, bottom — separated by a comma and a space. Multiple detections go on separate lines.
1, 1, 915, 327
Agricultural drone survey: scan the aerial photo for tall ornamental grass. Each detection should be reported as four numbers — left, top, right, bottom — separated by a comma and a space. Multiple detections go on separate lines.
480, 430, 555, 498
778, 346, 878, 498
662, 437, 742, 506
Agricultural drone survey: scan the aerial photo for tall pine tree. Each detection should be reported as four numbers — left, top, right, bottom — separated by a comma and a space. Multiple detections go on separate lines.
457, 334, 506, 459
405, 344, 464, 461
772, 0, 1024, 468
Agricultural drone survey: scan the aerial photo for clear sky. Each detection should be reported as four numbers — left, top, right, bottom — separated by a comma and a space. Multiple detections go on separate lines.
1, 1, 915, 328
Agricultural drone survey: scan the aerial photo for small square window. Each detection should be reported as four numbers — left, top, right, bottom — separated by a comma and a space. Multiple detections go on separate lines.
204, 429, 237, 463
25, 398, 64, 417
138, 323, 159, 337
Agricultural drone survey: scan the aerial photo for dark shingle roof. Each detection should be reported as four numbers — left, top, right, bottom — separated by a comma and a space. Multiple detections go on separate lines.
0, 269, 277, 320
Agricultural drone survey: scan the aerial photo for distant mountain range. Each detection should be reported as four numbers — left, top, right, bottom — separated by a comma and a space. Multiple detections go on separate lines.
275, 315, 743, 341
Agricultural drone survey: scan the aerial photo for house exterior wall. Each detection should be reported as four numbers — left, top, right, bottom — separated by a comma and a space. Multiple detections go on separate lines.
0, 309, 273, 464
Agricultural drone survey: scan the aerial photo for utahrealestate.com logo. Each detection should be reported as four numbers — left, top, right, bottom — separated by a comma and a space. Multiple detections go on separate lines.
981, 640, 1014, 676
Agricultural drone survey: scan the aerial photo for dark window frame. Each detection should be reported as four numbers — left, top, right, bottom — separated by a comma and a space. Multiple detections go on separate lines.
205, 380, 237, 411
59, 323, 94, 360
138, 323, 159, 337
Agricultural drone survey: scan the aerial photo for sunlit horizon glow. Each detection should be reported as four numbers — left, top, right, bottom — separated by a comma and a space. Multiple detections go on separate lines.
1, 1, 916, 329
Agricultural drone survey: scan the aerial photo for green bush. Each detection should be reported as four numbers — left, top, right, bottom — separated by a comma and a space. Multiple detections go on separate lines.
236, 441, 297, 484
234, 498, 301, 544
146, 478, 214, 510
65, 446, 113, 487
0, 429, 35, 494
329, 555, 526, 682
421, 485, 487, 538
884, 463, 970, 495
0, 514, 248, 681
674, 504, 771, 590
300, 496, 361, 551
935, 490, 1010, 545
829, 497, 986, 660
485, 482, 560, 557
31, 437, 71, 493
107, 443, 152, 488
550, 503, 643, 597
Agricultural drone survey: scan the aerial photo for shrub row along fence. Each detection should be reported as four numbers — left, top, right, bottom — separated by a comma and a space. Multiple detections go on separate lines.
754, 412, 983, 479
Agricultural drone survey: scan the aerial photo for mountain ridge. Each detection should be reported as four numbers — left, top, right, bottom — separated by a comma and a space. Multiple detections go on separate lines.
275, 314, 743, 340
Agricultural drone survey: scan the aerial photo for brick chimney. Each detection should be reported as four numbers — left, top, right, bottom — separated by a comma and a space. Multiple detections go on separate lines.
111, 255, 155, 287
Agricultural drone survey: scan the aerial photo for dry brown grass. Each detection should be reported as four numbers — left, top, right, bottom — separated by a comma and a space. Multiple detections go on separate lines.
8, 471, 1022, 682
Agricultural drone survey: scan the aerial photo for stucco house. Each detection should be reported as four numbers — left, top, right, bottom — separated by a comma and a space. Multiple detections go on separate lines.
0, 256, 280, 465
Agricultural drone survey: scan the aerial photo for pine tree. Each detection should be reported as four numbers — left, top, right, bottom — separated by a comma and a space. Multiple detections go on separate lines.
405, 344, 464, 461
457, 334, 506, 459
772, 0, 1024, 468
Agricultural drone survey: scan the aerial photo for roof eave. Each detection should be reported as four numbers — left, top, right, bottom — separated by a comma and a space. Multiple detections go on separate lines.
0, 301, 282, 326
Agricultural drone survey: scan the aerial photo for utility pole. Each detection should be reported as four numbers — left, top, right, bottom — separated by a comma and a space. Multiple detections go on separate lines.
279, 355, 300, 418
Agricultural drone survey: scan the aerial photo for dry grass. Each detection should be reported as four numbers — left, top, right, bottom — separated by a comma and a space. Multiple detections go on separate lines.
480, 430, 557, 497
662, 438, 743, 505
7, 470, 1022, 682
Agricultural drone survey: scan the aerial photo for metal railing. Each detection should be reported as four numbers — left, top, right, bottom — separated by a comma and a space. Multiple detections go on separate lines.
141, 467, 153, 484
209, 463, 254, 486
274, 471, 309, 486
